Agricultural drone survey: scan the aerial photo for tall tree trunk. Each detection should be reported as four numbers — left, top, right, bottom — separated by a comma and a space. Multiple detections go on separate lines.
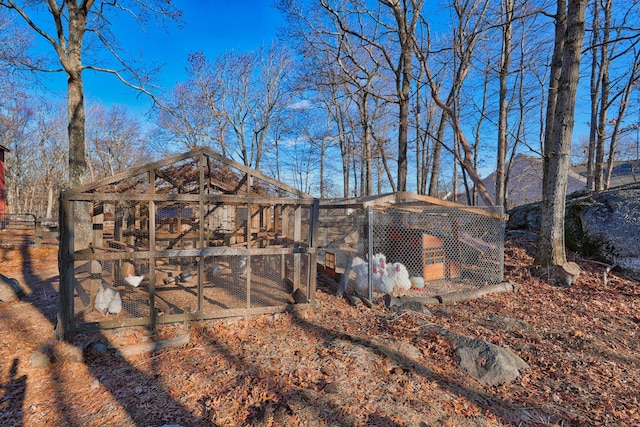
593, 0, 612, 192
496, 0, 513, 210
397, 53, 411, 191
536, 0, 587, 270
67, 3, 91, 250
605, 57, 639, 188
586, 0, 601, 191
428, 114, 447, 197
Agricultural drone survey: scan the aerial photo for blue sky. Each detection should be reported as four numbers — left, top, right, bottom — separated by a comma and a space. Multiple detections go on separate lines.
41, 2, 283, 116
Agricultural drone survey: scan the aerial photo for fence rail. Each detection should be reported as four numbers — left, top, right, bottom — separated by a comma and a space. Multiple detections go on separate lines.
0, 214, 58, 247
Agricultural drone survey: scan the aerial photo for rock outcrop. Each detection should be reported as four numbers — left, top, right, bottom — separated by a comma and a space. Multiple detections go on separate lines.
508, 182, 640, 280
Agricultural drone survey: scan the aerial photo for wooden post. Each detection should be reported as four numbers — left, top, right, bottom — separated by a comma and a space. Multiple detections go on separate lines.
308, 199, 320, 305
245, 202, 252, 309
293, 204, 302, 294
198, 154, 205, 312
57, 195, 75, 340
149, 169, 157, 322
367, 206, 374, 301
34, 217, 42, 248
90, 203, 104, 312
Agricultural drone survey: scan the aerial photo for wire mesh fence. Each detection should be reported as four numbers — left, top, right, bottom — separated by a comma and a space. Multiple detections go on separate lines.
0, 213, 58, 246
317, 201, 504, 298
58, 149, 318, 336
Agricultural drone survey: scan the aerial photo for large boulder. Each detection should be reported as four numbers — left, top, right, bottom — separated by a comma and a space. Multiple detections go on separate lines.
508, 182, 640, 280
455, 337, 529, 386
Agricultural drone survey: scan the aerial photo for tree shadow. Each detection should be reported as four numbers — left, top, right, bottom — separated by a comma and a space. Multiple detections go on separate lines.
0, 244, 206, 426
0, 359, 26, 427
285, 307, 569, 426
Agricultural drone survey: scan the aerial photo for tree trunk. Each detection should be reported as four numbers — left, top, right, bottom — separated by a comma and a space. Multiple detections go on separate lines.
428, 114, 446, 197
536, 0, 587, 270
585, 0, 601, 192
496, 0, 513, 210
67, 4, 91, 250
593, 0, 612, 192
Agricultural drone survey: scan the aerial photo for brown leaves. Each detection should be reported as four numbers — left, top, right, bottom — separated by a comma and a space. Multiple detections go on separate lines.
1, 236, 640, 425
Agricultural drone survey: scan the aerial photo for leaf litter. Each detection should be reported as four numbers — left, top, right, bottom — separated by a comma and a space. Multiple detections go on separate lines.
0, 235, 639, 426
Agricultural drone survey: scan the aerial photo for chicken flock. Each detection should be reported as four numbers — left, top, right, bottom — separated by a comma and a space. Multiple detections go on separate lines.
94, 283, 122, 315
351, 253, 413, 295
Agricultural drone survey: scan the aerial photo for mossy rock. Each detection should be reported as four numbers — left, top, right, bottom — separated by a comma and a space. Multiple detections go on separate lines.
508, 183, 640, 280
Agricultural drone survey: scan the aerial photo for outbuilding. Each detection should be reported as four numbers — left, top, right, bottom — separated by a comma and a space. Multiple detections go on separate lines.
58, 148, 319, 336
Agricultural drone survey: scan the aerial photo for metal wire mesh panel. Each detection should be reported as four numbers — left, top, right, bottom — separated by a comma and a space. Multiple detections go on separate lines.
370, 206, 504, 296
317, 202, 504, 298
201, 254, 249, 310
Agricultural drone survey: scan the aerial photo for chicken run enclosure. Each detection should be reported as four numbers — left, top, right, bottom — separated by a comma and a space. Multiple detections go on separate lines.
58, 148, 318, 336
316, 193, 505, 300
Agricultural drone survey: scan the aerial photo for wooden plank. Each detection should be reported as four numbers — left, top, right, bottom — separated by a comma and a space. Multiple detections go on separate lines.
319, 191, 505, 220
64, 192, 317, 206
71, 304, 312, 332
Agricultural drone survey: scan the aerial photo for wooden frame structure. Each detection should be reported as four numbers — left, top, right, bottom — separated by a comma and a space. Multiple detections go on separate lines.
58, 148, 319, 337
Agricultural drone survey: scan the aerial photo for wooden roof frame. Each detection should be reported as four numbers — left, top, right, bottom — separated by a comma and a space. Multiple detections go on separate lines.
63, 147, 314, 202
320, 191, 506, 219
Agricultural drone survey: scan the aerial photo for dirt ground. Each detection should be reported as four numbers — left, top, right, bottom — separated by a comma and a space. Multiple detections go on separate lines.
1, 233, 639, 426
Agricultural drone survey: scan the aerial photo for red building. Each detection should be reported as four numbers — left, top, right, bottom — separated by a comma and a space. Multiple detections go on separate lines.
0, 144, 8, 226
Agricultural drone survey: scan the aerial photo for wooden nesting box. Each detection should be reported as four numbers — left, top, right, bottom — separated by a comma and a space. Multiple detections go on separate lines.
423, 234, 446, 281
324, 251, 337, 279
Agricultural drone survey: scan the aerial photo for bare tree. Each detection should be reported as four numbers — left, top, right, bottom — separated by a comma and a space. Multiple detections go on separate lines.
535, 0, 588, 275
585, 0, 640, 191
416, 0, 495, 205
0, 91, 34, 212
153, 55, 226, 154
279, 0, 384, 196
34, 101, 68, 218
377, 0, 424, 191
604, 52, 640, 187
86, 103, 149, 179
0, 0, 181, 247
283, 0, 423, 192
495, 0, 514, 209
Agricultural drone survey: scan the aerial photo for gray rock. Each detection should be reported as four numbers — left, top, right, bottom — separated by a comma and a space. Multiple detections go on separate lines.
90, 343, 108, 353
565, 185, 640, 279
508, 182, 640, 280
29, 351, 51, 369
455, 338, 529, 386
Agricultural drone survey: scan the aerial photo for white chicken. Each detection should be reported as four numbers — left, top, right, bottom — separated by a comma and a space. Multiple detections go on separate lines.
371, 253, 386, 274
387, 262, 412, 292
95, 283, 119, 315
351, 256, 369, 292
124, 274, 144, 287
107, 290, 122, 315
350, 254, 409, 295
375, 266, 395, 294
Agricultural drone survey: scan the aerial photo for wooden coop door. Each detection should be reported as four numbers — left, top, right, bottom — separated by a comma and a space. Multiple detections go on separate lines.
423, 234, 446, 281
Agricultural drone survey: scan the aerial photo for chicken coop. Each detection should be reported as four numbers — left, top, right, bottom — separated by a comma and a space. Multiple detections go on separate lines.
316, 192, 505, 299
58, 148, 318, 336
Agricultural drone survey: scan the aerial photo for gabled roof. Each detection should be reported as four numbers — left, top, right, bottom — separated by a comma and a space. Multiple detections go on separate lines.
0, 144, 9, 152
481, 153, 587, 208
64, 147, 314, 202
